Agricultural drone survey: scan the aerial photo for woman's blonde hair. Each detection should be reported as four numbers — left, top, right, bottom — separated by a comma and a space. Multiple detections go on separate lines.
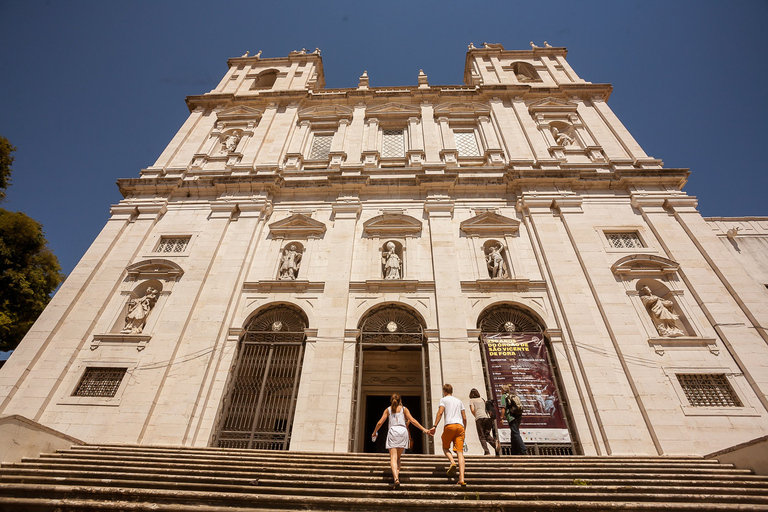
390, 393, 401, 413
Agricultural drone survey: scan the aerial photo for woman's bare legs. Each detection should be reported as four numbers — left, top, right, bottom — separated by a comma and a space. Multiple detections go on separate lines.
390, 448, 404, 485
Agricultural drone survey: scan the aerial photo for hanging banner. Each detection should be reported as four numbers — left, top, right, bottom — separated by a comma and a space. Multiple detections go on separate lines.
483, 333, 571, 444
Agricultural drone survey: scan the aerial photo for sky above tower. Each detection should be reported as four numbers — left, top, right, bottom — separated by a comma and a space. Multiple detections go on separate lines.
0, 0, 766, 276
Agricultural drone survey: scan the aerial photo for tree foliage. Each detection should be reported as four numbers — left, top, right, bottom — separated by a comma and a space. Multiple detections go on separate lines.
0, 135, 64, 351
0, 210, 64, 351
0, 135, 15, 201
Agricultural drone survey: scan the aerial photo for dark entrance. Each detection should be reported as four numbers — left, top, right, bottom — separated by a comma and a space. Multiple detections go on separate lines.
364, 395, 424, 454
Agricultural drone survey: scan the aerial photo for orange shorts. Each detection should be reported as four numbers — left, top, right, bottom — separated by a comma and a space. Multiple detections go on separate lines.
441, 423, 465, 452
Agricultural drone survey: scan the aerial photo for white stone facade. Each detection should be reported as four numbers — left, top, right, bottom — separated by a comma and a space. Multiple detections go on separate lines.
1, 44, 767, 457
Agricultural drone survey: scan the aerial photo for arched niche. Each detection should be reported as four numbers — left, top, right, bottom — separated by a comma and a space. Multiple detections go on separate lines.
482, 239, 511, 279
635, 279, 691, 338
511, 62, 541, 82
277, 241, 305, 280
110, 279, 163, 335
548, 121, 579, 148
381, 240, 404, 280
252, 69, 278, 89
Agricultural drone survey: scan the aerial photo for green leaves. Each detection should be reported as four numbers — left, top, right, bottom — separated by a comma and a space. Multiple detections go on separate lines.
0, 209, 64, 351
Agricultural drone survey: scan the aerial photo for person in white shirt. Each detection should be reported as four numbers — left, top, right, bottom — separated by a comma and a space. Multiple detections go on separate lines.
428, 383, 468, 486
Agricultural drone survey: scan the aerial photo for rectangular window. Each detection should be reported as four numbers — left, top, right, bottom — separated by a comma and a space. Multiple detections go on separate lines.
605, 232, 644, 249
381, 129, 405, 158
73, 367, 127, 398
308, 134, 333, 160
677, 373, 742, 407
156, 236, 190, 253
454, 130, 481, 157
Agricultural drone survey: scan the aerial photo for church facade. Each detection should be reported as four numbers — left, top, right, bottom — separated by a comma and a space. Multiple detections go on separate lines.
1, 44, 766, 457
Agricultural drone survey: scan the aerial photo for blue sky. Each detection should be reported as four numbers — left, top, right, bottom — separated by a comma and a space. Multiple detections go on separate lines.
0, 0, 767, 277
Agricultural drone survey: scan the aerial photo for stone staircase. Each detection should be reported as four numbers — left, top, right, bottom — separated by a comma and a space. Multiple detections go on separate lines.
0, 444, 767, 511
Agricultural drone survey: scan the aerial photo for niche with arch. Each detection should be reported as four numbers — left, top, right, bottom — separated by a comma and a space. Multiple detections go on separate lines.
277, 241, 305, 281
91, 259, 183, 350
251, 69, 278, 89
482, 240, 511, 279
635, 280, 690, 338
511, 62, 542, 82
548, 121, 580, 148
611, 254, 717, 355
381, 240, 404, 280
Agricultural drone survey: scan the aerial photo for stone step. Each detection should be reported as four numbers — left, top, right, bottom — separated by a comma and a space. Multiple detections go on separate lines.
3, 472, 768, 498
2, 482, 768, 511
4, 465, 768, 488
36, 451, 755, 474
2, 444, 767, 511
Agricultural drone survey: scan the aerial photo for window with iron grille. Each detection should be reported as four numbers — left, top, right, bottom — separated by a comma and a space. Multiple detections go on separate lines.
381, 129, 405, 158
454, 130, 481, 157
308, 133, 333, 160
73, 367, 127, 397
155, 236, 190, 253
677, 373, 742, 407
605, 232, 644, 249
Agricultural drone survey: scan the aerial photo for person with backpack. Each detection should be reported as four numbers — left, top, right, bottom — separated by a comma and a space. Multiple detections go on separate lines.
469, 388, 500, 456
500, 384, 527, 455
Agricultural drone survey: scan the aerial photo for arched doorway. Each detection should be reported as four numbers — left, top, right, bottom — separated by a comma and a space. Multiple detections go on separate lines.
350, 304, 432, 454
214, 304, 308, 450
478, 304, 577, 455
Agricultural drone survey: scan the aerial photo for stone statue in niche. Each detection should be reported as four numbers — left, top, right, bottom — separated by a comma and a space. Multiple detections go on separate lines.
279, 245, 302, 280
551, 126, 575, 147
223, 133, 240, 153
382, 242, 402, 280
639, 286, 685, 337
486, 244, 508, 279
120, 287, 159, 334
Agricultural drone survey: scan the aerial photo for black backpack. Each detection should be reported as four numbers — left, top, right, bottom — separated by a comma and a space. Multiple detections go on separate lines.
485, 399, 496, 420
505, 392, 523, 418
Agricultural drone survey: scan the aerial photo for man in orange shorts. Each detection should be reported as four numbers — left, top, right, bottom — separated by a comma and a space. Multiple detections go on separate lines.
428, 383, 468, 485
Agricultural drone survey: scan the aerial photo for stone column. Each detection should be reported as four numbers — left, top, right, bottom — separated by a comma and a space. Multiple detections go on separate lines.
284, 120, 310, 170
291, 196, 361, 452
478, 115, 504, 165
423, 197, 483, 453
437, 117, 457, 165
329, 119, 349, 169
362, 118, 379, 169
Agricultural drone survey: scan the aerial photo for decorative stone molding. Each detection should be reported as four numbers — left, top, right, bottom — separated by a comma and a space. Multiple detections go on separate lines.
298, 105, 354, 122
433, 102, 491, 119
365, 103, 421, 118
648, 336, 719, 356
332, 196, 362, 219
460, 279, 545, 292
215, 105, 264, 122
242, 280, 325, 293
527, 97, 579, 114
268, 213, 327, 239
611, 254, 680, 277
348, 280, 432, 293
125, 259, 184, 281
363, 214, 422, 237
460, 211, 520, 237
90, 333, 152, 351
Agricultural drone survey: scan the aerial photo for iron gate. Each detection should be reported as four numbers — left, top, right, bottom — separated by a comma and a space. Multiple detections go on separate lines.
214, 306, 307, 450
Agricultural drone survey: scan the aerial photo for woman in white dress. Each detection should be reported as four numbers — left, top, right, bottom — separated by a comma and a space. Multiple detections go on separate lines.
372, 394, 430, 487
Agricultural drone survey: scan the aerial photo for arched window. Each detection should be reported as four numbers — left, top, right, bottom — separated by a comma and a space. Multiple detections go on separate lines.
215, 304, 308, 450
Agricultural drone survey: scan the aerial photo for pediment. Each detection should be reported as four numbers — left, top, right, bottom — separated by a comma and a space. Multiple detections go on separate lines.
528, 97, 578, 113
363, 214, 422, 236
460, 212, 520, 236
611, 254, 680, 276
298, 105, 354, 121
126, 259, 184, 280
433, 102, 491, 117
268, 214, 327, 238
216, 106, 264, 121
366, 102, 421, 117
